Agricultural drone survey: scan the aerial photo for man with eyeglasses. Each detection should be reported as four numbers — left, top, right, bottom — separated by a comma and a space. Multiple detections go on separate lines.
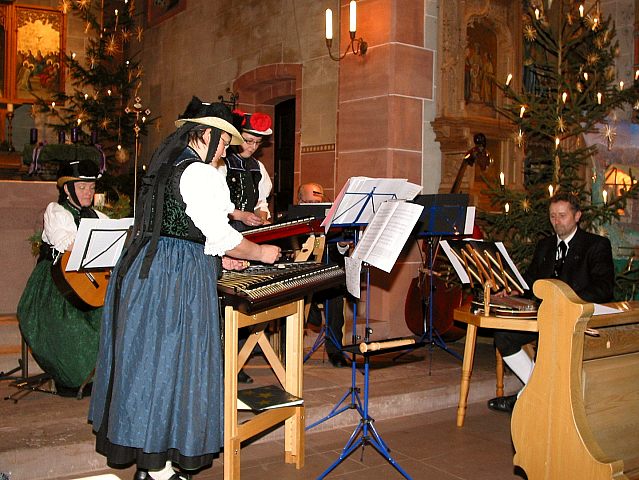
488, 191, 614, 413
220, 110, 274, 231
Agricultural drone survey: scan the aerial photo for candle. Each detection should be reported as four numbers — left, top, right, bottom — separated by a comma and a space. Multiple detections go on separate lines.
58, 131, 66, 144
325, 9, 333, 40
619, 81, 624, 90
506, 73, 513, 86
71, 127, 80, 143
562, 92, 568, 103
504, 203, 510, 213
349, 1, 356, 33
602, 190, 608, 204
548, 185, 554, 197
519, 105, 526, 118
30, 128, 38, 145
597, 92, 602, 104
7, 103, 13, 113
93, 193, 106, 208
579, 4, 584, 17
499, 171, 505, 186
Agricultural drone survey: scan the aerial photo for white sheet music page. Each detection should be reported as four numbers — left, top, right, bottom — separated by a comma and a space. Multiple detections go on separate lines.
321, 177, 422, 233
67, 218, 134, 271
351, 200, 424, 273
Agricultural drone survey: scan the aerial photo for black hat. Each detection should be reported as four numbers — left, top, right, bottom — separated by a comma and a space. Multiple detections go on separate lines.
174, 96, 243, 144
56, 159, 101, 188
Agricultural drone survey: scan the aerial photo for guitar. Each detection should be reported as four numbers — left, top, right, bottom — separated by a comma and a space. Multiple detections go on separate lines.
51, 250, 110, 310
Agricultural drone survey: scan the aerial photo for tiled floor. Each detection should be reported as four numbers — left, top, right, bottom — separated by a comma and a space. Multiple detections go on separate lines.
1, 332, 526, 480
65, 403, 525, 480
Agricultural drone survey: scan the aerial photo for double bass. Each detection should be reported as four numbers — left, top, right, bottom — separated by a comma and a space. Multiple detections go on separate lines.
404, 133, 491, 340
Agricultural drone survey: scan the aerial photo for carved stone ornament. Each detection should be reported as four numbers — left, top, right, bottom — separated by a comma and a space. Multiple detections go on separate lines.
433, 0, 524, 210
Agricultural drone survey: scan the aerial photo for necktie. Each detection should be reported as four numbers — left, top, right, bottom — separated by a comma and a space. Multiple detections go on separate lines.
554, 241, 567, 277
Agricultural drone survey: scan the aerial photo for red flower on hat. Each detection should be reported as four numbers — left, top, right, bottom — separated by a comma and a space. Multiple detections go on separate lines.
248, 112, 272, 132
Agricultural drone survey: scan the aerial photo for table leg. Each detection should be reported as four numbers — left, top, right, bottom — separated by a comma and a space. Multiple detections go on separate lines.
495, 348, 504, 397
457, 324, 478, 427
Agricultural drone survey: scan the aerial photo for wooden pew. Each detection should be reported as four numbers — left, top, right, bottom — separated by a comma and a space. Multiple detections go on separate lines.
511, 279, 639, 480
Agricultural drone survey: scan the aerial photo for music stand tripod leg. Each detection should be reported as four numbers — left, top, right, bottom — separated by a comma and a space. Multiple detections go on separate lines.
317, 352, 413, 480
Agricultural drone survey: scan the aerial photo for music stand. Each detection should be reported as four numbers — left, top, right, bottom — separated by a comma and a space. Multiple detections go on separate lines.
313, 195, 423, 480
406, 194, 475, 363
5, 218, 132, 402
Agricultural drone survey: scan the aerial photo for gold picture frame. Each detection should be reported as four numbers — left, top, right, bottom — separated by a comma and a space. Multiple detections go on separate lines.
13, 5, 66, 104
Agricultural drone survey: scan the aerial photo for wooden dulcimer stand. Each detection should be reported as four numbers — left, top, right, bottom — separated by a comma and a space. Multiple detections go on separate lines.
223, 299, 305, 480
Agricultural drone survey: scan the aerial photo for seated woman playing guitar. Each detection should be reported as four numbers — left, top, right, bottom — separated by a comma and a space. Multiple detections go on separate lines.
17, 158, 108, 396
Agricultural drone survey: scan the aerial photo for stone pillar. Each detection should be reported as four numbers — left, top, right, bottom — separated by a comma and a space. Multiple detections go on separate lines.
335, 0, 431, 336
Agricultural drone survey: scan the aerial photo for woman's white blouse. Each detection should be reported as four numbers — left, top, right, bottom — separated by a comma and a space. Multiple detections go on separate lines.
180, 161, 244, 257
42, 202, 109, 252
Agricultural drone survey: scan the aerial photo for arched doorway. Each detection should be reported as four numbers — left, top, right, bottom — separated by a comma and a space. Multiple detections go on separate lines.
233, 64, 302, 220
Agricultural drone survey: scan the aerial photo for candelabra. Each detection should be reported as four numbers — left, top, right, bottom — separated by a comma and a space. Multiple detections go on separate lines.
125, 97, 151, 216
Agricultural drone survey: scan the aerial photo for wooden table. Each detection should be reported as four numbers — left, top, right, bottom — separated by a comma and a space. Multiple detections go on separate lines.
224, 300, 305, 479
453, 304, 538, 427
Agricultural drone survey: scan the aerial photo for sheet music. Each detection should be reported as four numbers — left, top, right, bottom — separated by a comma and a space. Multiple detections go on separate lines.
322, 177, 421, 233
67, 218, 134, 271
344, 256, 363, 298
351, 200, 424, 273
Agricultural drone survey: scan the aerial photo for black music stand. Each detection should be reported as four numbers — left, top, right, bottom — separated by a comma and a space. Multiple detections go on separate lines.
407, 194, 474, 364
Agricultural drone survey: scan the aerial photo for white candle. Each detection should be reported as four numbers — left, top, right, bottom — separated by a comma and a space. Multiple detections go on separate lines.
548, 185, 554, 197
499, 172, 505, 186
597, 92, 602, 104
519, 105, 526, 118
506, 73, 512, 86
579, 4, 584, 17
325, 9, 333, 40
619, 81, 624, 90
562, 92, 568, 103
504, 203, 510, 213
349, 1, 356, 33
602, 190, 608, 204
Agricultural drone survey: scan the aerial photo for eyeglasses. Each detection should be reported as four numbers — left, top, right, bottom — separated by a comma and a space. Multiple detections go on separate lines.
221, 137, 231, 148
242, 137, 262, 146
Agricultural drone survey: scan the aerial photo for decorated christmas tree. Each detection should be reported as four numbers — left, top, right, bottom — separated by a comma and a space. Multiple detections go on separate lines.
35, 0, 149, 177
481, 0, 639, 279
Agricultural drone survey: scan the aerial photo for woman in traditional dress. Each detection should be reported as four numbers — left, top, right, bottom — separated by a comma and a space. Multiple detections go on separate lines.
17, 159, 107, 395
88, 98, 281, 480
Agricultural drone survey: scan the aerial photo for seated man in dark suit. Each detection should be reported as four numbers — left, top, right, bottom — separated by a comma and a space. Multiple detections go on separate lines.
489, 191, 615, 413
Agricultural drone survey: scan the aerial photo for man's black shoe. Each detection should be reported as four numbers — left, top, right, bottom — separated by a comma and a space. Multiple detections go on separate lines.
487, 394, 517, 413
238, 370, 254, 384
328, 353, 348, 368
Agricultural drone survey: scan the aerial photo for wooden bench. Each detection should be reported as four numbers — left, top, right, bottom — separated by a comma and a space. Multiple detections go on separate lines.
512, 279, 639, 480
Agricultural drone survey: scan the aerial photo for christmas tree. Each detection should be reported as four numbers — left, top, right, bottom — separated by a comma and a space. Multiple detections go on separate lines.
35, 0, 149, 178
481, 0, 639, 276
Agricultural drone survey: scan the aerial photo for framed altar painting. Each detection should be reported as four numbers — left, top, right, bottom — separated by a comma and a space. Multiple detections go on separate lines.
147, 0, 186, 27
13, 5, 66, 103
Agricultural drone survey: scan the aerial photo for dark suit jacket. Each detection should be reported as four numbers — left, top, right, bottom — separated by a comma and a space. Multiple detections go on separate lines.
525, 227, 615, 303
